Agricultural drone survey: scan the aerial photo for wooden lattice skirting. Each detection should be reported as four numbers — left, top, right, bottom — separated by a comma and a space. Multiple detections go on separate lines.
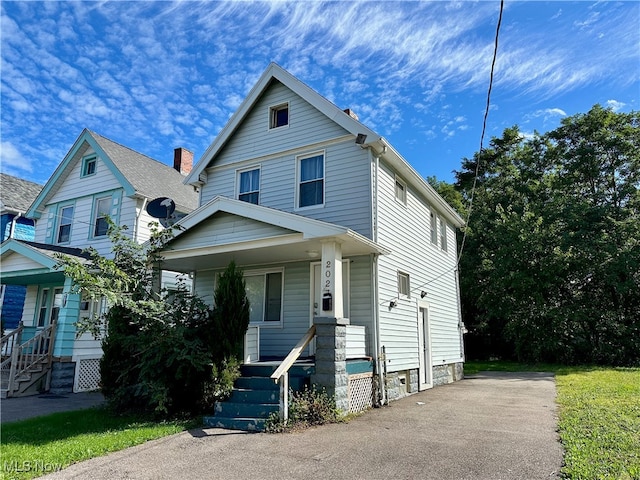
348, 372, 373, 413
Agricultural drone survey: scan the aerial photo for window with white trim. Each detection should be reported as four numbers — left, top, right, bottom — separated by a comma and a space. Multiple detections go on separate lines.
395, 176, 407, 205
93, 197, 111, 237
237, 167, 260, 205
37, 287, 63, 327
269, 103, 289, 129
439, 217, 448, 252
57, 205, 74, 243
297, 152, 324, 208
398, 271, 410, 298
430, 211, 438, 245
245, 269, 283, 324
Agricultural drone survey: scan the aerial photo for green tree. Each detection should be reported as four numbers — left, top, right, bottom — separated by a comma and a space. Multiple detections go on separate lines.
456, 105, 639, 365
57, 222, 241, 416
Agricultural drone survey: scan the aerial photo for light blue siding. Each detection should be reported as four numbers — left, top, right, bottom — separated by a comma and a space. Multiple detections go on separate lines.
199, 81, 373, 237
375, 160, 462, 372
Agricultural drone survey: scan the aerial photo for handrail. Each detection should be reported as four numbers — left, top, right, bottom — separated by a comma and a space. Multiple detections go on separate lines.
5, 320, 56, 396
270, 324, 316, 422
0, 322, 24, 368
270, 324, 316, 382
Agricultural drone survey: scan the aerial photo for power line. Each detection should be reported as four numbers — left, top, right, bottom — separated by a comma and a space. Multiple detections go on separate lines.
456, 0, 504, 266
412, 0, 505, 296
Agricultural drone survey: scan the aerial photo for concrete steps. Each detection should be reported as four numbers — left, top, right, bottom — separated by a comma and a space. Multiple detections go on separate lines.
204, 362, 314, 432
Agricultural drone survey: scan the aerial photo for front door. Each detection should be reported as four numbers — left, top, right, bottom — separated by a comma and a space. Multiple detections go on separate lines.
418, 302, 433, 390
37, 287, 63, 327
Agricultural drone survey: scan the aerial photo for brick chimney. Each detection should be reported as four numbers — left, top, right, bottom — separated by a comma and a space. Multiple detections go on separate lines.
343, 108, 359, 121
173, 147, 193, 176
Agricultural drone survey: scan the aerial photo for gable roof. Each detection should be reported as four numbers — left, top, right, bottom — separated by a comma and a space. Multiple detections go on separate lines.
185, 63, 464, 228
26, 129, 198, 218
169, 195, 389, 252
0, 173, 43, 214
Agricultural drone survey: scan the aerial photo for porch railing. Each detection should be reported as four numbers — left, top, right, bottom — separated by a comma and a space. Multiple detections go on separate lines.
270, 324, 316, 422
1, 322, 24, 360
2, 320, 56, 396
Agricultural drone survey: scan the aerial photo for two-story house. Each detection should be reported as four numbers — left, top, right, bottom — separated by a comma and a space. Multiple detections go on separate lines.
156, 63, 466, 430
0, 174, 43, 333
0, 129, 198, 397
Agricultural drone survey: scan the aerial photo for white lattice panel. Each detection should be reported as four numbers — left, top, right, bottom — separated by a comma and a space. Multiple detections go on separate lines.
74, 357, 101, 392
348, 373, 373, 413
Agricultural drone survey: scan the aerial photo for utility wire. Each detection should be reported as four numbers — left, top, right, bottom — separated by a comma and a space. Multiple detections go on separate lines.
411, 0, 504, 295
456, 0, 504, 266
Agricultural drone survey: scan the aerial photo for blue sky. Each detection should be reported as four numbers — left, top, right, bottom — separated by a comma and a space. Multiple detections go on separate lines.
1, 1, 638, 187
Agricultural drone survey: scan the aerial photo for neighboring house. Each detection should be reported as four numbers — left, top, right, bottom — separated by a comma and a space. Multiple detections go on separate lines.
157, 63, 466, 429
0, 129, 198, 397
0, 174, 43, 332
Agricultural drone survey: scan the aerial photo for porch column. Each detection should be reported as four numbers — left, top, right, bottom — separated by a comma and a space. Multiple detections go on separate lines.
53, 277, 79, 358
312, 241, 349, 413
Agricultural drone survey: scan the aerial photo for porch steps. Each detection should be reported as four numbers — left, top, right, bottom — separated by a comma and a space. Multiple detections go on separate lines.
1, 359, 50, 399
203, 362, 314, 432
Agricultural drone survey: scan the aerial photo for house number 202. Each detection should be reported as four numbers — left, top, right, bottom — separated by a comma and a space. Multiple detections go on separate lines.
324, 260, 332, 289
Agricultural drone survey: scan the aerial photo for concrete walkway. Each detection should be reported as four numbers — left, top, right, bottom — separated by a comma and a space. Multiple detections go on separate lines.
1, 392, 105, 423
36, 372, 563, 480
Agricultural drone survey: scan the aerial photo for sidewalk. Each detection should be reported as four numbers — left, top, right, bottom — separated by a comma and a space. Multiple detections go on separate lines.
38, 372, 563, 480
1, 391, 105, 423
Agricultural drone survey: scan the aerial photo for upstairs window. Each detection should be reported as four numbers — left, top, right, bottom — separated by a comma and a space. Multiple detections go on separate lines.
93, 197, 111, 237
57, 205, 74, 243
398, 271, 410, 298
269, 103, 289, 129
298, 153, 324, 208
82, 156, 96, 177
395, 177, 407, 205
430, 211, 438, 245
440, 217, 448, 252
238, 168, 260, 205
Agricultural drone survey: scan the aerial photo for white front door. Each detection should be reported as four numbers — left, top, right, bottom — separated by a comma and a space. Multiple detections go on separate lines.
310, 261, 350, 354
418, 302, 433, 390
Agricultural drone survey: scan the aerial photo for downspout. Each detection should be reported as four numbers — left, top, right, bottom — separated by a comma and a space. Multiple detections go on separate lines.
9, 212, 23, 239
371, 150, 386, 405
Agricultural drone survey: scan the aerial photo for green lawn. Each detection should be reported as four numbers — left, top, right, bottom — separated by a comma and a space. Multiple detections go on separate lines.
0, 408, 196, 480
466, 361, 640, 480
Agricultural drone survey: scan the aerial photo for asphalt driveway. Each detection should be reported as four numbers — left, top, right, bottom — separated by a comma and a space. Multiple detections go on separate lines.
38, 371, 563, 480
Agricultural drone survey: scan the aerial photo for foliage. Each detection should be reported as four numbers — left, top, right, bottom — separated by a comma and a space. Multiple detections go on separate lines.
455, 105, 640, 365
264, 386, 341, 433
211, 260, 250, 362
56, 222, 247, 417
1, 407, 195, 480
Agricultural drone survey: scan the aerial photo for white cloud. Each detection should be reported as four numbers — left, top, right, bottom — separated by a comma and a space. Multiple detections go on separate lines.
0, 141, 33, 173
606, 100, 625, 112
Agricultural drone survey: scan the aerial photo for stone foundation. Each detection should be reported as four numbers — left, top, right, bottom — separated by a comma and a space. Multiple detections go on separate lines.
385, 362, 464, 401
49, 360, 75, 394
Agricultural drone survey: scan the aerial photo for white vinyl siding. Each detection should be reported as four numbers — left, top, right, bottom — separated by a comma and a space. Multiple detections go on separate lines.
376, 160, 462, 371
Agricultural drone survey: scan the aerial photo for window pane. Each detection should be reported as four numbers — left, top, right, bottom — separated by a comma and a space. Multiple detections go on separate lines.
264, 273, 282, 321
299, 180, 323, 207
300, 155, 323, 182
94, 198, 111, 237
395, 180, 406, 204
239, 192, 259, 204
430, 212, 437, 244
58, 206, 73, 243
58, 224, 71, 243
245, 276, 265, 323
38, 289, 49, 327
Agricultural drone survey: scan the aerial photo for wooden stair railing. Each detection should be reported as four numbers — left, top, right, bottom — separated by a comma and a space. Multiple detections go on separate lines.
270, 324, 316, 422
3, 320, 57, 396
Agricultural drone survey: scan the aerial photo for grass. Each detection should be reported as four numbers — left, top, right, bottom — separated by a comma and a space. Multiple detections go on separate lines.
0, 408, 197, 480
466, 360, 640, 480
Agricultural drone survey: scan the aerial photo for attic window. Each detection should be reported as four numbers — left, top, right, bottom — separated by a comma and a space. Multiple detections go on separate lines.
269, 103, 289, 129
82, 156, 96, 177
